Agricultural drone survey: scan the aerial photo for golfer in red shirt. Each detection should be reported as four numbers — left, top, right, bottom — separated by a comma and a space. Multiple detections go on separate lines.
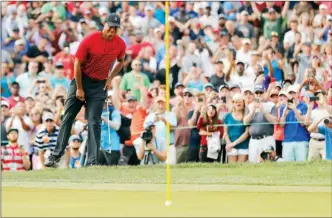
45, 14, 126, 167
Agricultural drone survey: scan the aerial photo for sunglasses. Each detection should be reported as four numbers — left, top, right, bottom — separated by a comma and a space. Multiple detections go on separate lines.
72, 139, 81, 143
255, 92, 264, 95
45, 119, 54, 123
184, 93, 193, 97
270, 94, 278, 98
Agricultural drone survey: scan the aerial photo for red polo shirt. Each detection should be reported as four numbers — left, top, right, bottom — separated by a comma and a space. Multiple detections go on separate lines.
75, 31, 126, 80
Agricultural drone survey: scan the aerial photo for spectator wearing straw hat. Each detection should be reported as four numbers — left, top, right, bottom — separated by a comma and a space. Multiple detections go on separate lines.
244, 85, 278, 162
279, 85, 310, 162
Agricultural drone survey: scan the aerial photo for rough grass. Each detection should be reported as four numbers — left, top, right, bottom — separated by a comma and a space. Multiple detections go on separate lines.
3, 161, 331, 187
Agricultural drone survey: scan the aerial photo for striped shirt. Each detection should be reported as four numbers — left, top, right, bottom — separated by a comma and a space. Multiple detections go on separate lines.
34, 126, 60, 151
1, 144, 28, 172
75, 32, 126, 80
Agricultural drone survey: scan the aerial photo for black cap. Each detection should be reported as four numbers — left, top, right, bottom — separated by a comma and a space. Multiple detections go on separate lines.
7, 128, 19, 135
105, 13, 121, 27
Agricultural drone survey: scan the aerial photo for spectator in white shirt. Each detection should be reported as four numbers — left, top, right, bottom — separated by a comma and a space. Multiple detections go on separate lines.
284, 19, 305, 50
236, 38, 252, 67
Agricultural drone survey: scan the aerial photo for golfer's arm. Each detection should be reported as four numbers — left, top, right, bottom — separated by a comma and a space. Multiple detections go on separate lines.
108, 58, 125, 82
74, 58, 84, 90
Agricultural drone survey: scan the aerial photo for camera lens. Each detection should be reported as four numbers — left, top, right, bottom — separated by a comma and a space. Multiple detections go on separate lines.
324, 119, 330, 125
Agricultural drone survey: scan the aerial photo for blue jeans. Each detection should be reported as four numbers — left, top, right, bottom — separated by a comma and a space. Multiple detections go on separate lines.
282, 141, 309, 162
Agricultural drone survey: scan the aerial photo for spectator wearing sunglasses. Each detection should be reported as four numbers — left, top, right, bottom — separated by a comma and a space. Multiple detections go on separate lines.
68, 135, 83, 169
244, 85, 278, 162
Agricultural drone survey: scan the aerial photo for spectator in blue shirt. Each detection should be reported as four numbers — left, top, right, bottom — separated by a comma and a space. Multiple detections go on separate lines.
50, 62, 70, 90
280, 85, 310, 162
1, 62, 15, 98
68, 135, 83, 169
100, 91, 121, 166
308, 116, 332, 161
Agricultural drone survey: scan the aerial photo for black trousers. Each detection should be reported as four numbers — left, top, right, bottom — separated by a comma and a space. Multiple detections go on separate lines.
275, 140, 283, 158
53, 74, 107, 165
120, 145, 140, 166
99, 150, 120, 166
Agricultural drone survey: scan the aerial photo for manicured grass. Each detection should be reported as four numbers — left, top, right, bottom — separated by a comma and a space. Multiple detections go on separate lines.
2, 161, 331, 186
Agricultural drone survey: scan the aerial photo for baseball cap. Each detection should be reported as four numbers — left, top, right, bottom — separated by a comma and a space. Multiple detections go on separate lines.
55, 62, 64, 69
270, 90, 279, 97
183, 88, 194, 96
204, 83, 214, 89
278, 90, 288, 97
275, 82, 282, 89
287, 85, 298, 93
127, 96, 137, 102
25, 95, 34, 101
105, 13, 121, 27
230, 84, 241, 90
241, 10, 249, 16
155, 96, 166, 103
242, 38, 251, 45
232, 93, 245, 101
215, 60, 223, 64
7, 128, 19, 135
42, 112, 54, 122
271, 31, 278, 37
303, 42, 312, 47
219, 84, 229, 92
99, 7, 109, 16
1, 101, 9, 108
144, 121, 155, 129
207, 103, 217, 109
218, 14, 226, 19
236, 60, 245, 66
14, 39, 25, 47
175, 82, 184, 89
243, 87, 254, 94
254, 85, 265, 92
69, 135, 82, 143
319, 4, 328, 10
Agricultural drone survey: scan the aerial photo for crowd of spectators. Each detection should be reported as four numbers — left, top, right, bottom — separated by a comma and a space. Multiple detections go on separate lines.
1, 1, 332, 171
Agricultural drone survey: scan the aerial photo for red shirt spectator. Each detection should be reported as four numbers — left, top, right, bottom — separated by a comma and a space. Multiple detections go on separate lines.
197, 117, 223, 146
1, 143, 28, 172
54, 50, 75, 80
75, 31, 126, 80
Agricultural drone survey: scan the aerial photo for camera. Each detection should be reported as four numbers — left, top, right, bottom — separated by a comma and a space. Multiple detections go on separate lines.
260, 146, 274, 161
141, 127, 153, 144
309, 96, 319, 102
324, 117, 332, 125
220, 96, 226, 103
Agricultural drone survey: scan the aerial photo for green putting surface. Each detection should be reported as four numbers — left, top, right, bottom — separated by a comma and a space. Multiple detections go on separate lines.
3, 187, 331, 217
2, 162, 331, 217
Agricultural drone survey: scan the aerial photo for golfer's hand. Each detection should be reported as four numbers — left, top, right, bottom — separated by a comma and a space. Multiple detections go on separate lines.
76, 89, 85, 102
104, 78, 112, 90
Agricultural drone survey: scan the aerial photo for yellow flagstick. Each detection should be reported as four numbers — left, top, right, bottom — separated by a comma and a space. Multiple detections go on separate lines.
164, 0, 172, 207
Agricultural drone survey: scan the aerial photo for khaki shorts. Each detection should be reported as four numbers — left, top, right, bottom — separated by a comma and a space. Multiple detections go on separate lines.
308, 138, 325, 161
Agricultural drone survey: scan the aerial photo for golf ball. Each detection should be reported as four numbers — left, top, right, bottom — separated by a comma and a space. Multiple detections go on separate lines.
165, 200, 172, 207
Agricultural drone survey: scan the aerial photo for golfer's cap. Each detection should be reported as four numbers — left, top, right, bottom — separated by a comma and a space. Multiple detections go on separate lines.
232, 93, 245, 101
287, 85, 298, 93
7, 128, 19, 135
107, 90, 113, 97
241, 10, 249, 16
243, 87, 254, 94
204, 83, 214, 89
254, 84, 265, 92
42, 112, 54, 122
127, 96, 137, 102
242, 38, 251, 45
55, 62, 64, 68
25, 95, 34, 101
319, 4, 328, 10
69, 134, 82, 143
1, 101, 9, 107
230, 84, 241, 90
303, 42, 312, 47
155, 96, 166, 103
268, 7, 276, 13
144, 121, 155, 129
271, 31, 279, 37
175, 82, 185, 89
219, 84, 229, 92
105, 13, 121, 27
278, 90, 288, 97
14, 39, 25, 46
183, 88, 194, 95
236, 60, 245, 65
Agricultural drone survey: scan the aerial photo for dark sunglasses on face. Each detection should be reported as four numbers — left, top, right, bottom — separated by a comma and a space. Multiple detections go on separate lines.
184, 93, 193, 97
255, 92, 264, 95
72, 139, 81, 143
45, 119, 53, 123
